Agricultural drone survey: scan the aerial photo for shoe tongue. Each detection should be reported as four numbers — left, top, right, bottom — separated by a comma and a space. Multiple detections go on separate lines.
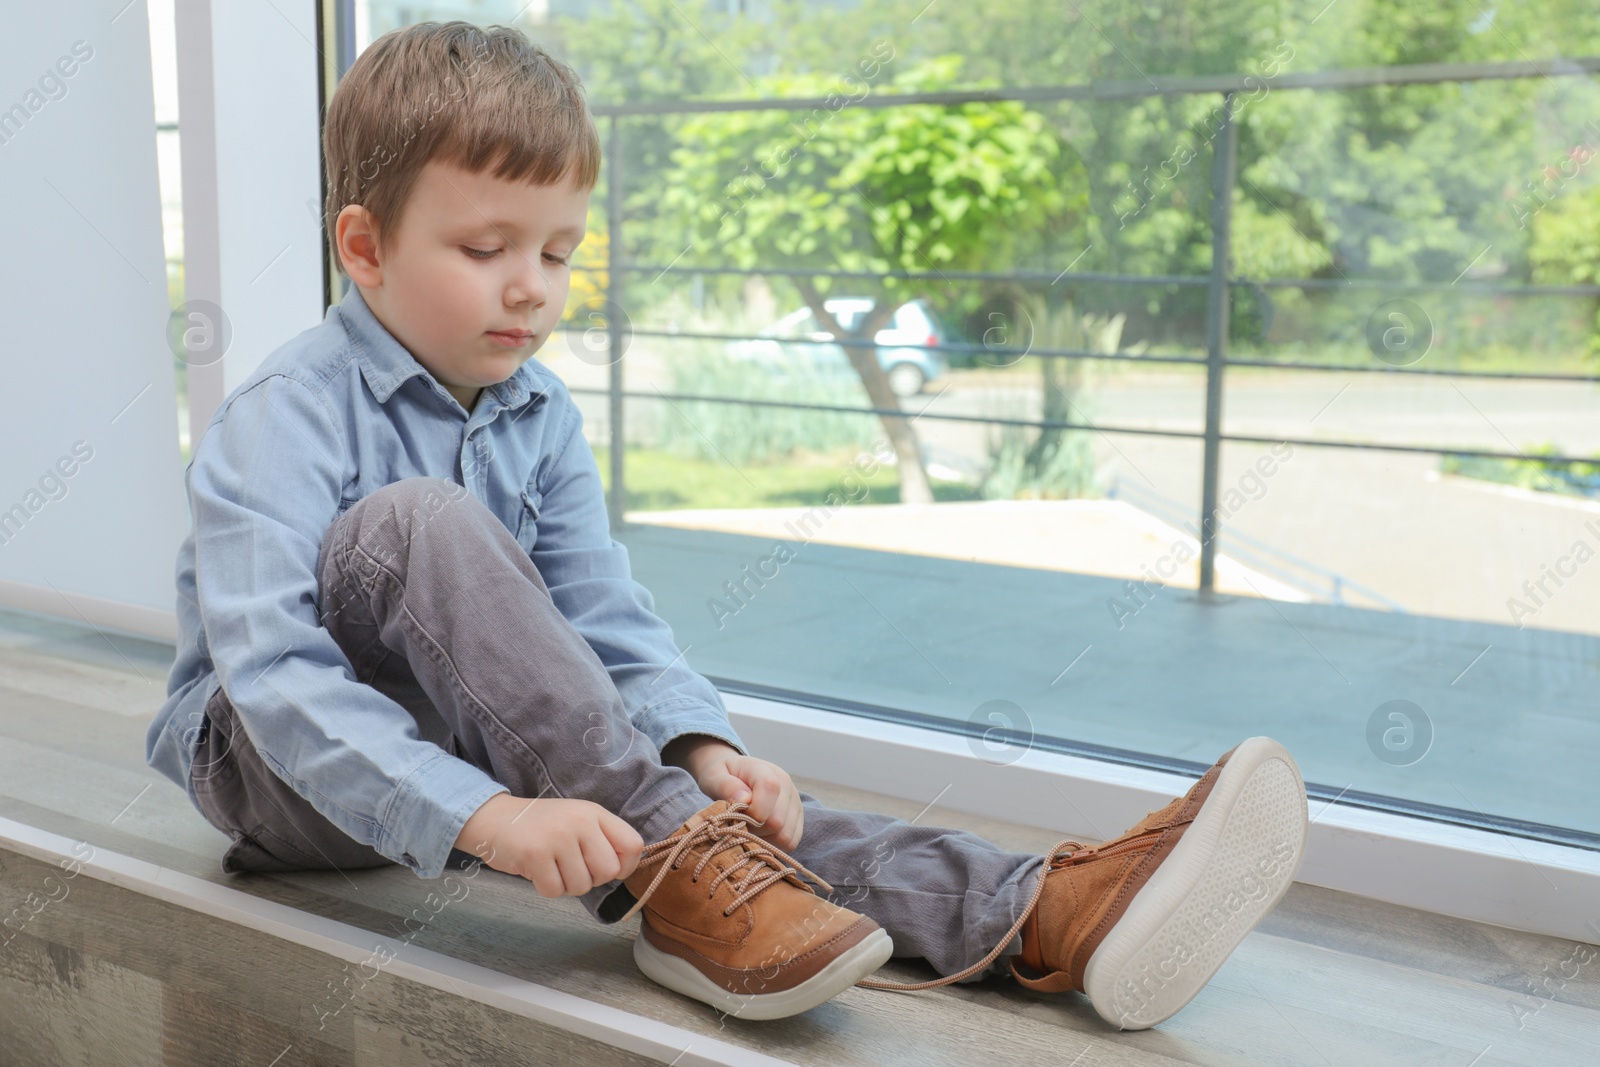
683, 800, 773, 878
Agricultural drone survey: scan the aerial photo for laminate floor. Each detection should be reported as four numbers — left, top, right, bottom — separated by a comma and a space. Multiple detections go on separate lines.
0, 606, 1596, 1066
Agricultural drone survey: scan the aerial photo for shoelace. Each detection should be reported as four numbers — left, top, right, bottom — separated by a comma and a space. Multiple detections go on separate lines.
856, 836, 1091, 991
620, 803, 834, 923
864, 796, 1190, 998
621, 803, 1181, 992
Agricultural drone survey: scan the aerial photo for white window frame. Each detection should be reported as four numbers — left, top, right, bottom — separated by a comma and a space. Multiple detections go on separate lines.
147, 0, 1599, 947
174, 0, 327, 444
726, 693, 1600, 943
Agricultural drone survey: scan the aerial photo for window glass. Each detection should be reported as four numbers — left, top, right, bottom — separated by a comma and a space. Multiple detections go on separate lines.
339, 1, 1600, 850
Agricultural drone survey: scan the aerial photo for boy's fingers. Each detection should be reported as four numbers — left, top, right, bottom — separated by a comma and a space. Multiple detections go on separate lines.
599, 812, 644, 879
707, 767, 752, 805
749, 774, 782, 824
527, 856, 564, 898
553, 841, 593, 897
579, 826, 622, 885
771, 792, 802, 849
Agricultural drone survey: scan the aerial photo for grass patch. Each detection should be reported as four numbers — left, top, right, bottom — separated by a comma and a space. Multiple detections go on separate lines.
594, 445, 981, 511
1441, 447, 1600, 499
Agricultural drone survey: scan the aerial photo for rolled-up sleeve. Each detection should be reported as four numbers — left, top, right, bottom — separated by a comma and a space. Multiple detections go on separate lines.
528, 399, 747, 758
190, 375, 507, 879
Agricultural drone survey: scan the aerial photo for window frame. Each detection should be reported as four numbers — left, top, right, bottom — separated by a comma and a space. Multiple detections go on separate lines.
725, 690, 1600, 943
307, 0, 1600, 943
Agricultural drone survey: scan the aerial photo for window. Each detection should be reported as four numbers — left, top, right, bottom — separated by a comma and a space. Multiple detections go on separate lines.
334, 2, 1600, 858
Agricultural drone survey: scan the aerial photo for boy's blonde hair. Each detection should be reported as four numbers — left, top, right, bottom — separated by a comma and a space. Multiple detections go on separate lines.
322, 21, 602, 273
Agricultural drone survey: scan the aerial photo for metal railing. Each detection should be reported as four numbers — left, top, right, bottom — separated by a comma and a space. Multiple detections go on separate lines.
571, 55, 1600, 595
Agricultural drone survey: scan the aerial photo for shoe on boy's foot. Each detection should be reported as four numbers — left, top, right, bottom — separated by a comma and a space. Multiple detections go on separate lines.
1013, 735, 1308, 1029
855, 735, 1307, 1031
619, 799, 893, 1021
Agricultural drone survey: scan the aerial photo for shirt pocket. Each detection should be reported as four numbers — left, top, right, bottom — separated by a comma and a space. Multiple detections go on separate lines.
514, 487, 543, 553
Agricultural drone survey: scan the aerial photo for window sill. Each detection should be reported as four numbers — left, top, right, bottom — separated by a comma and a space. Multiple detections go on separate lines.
723, 691, 1600, 944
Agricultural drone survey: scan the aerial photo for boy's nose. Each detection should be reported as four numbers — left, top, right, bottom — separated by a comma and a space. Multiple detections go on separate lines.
506, 252, 549, 307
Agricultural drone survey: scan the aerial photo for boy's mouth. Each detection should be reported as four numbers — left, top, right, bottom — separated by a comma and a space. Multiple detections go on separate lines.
487, 329, 535, 345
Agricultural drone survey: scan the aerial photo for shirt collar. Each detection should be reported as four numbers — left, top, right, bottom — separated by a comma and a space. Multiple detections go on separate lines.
334, 282, 550, 412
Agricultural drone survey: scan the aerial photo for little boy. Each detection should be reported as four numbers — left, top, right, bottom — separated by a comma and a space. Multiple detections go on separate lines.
146, 20, 1310, 1028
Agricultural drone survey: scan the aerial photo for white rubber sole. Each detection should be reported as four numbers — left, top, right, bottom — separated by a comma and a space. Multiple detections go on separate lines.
633, 925, 894, 1021
1081, 736, 1309, 1030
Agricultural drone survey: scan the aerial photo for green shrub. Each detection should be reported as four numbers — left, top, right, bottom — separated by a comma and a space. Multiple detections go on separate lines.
654, 341, 879, 466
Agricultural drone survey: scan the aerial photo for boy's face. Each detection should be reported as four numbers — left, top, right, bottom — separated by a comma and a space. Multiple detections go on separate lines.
336, 158, 591, 412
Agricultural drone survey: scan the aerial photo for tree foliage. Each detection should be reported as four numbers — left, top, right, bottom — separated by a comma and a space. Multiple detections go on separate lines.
645, 54, 1088, 499
656, 54, 1085, 282
536, 0, 1600, 381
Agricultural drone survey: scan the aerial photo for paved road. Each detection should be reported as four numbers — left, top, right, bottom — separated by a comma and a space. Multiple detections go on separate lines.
909, 370, 1600, 634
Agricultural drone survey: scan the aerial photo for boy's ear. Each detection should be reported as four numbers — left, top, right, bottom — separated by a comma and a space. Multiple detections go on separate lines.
336, 205, 384, 288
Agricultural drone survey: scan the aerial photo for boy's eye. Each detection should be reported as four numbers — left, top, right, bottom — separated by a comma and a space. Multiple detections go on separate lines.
462, 246, 569, 266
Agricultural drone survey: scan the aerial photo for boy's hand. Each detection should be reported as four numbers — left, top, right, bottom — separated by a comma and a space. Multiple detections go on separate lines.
663, 737, 804, 852
455, 794, 643, 899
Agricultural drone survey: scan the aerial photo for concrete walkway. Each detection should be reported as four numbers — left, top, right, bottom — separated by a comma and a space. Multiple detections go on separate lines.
617, 519, 1600, 843
629, 498, 1309, 603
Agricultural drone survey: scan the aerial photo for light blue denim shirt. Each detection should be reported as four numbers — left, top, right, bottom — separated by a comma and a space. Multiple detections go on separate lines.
147, 282, 746, 879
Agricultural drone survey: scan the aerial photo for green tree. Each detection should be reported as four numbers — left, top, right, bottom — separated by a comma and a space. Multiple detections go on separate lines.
549, 0, 766, 311
759, 0, 1600, 332
656, 55, 1087, 501
1530, 184, 1600, 358
543, 0, 1600, 375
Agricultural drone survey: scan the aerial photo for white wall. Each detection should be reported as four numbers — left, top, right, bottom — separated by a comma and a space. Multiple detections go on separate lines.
0, 1, 325, 643
0, 3, 188, 640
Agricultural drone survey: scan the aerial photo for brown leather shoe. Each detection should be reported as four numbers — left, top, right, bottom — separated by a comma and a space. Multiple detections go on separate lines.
619, 799, 893, 1020
1013, 735, 1307, 1028
856, 736, 1307, 1031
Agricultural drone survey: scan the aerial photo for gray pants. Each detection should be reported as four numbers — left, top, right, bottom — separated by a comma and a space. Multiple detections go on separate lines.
190, 476, 1042, 978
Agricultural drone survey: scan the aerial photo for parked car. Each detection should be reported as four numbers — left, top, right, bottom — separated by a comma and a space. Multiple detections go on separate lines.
727, 297, 949, 397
